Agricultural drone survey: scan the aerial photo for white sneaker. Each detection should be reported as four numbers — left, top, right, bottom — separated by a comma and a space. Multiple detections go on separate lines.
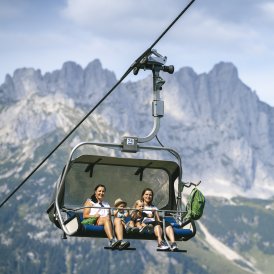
119, 240, 130, 249
170, 242, 178, 251
157, 241, 169, 250
109, 239, 121, 249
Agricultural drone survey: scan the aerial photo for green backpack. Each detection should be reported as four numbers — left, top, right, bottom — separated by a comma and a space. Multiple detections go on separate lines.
184, 187, 205, 222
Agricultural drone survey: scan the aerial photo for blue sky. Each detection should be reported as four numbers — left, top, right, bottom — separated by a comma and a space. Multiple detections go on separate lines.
1, 0, 274, 106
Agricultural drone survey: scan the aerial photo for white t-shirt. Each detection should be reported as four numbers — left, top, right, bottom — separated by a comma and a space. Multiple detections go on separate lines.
87, 199, 110, 217
143, 204, 158, 223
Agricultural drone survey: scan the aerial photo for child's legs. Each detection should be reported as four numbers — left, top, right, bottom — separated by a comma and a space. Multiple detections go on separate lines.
127, 220, 135, 228
114, 217, 124, 240
121, 220, 127, 229
136, 221, 146, 229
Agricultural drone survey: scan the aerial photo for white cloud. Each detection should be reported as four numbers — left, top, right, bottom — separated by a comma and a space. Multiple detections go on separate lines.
259, 2, 274, 21
62, 0, 183, 40
169, 10, 259, 48
63, 0, 179, 23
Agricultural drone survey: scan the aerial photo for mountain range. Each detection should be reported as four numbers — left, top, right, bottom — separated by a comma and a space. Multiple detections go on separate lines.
0, 59, 274, 274
1, 59, 274, 198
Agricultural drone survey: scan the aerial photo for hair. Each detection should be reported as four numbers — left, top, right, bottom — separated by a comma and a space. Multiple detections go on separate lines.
134, 199, 143, 208
141, 188, 154, 203
91, 184, 106, 203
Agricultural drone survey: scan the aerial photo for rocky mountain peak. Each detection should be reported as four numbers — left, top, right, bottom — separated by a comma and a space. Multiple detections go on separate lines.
0, 67, 46, 104
210, 61, 238, 81
0, 59, 116, 107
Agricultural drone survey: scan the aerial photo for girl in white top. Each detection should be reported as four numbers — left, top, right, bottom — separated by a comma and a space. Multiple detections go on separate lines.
83, 184, 130, 249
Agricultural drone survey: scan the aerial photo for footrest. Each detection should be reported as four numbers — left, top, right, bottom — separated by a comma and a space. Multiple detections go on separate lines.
104, 247, 136, 251
156, 249, 187, 253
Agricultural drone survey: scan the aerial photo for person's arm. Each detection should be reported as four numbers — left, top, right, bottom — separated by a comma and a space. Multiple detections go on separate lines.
130, 210, 137, 221
144, 208, 154, 218
153, 207, 161, 221
113, 209, 118, 217
83, 200, 100, 219
105, 202, 111, 217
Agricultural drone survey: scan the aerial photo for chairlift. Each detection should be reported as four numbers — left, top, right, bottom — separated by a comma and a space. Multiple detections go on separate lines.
47, 50, 201, 247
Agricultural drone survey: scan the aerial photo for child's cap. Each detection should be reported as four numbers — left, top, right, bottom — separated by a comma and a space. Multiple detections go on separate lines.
114, 198, 127, 207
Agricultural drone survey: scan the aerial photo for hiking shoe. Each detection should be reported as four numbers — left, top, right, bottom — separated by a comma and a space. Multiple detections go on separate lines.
170, 242, 178, 251
157, 241, 169, 250
119, 240, 130, 250
109, 239, 121, 249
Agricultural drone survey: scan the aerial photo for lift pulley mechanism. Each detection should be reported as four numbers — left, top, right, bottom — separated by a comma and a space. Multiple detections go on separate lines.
133, 49, 174, 77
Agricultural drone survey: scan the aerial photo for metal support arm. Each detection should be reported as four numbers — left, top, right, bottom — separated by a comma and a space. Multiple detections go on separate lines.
125, 49, 174, 145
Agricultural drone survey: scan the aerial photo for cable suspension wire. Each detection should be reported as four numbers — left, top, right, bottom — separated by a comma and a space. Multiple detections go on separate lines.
0, 0, 197, 208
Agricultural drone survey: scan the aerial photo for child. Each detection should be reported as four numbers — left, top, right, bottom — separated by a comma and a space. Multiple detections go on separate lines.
129, 199, 153, 233
113, 198, 129, 229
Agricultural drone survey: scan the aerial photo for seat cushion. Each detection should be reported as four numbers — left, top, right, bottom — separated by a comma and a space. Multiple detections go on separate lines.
65, 211, 194, 240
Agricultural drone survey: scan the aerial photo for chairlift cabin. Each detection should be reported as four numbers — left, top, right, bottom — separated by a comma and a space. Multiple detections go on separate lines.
47, 50, 199, 243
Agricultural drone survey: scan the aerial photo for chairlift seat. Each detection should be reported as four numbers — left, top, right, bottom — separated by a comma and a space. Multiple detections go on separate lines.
65, 211, 194, 240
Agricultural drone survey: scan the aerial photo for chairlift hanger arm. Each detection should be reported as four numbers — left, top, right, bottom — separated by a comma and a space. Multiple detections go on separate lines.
128, 49, 174, 144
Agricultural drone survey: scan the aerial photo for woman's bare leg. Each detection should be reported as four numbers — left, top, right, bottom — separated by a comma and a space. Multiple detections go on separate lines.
97, 216, 114, 240
154, 224, 163, 244
166, 226, 175, 243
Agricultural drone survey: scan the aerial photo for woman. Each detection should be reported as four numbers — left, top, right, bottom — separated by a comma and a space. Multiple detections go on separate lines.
83, 184, 130, 249
141, 187, 178, 251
